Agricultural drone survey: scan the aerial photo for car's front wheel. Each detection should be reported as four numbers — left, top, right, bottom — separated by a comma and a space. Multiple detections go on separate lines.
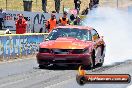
95, 46, 105, 67
83, 52, 95, 70
39, 64, 49, 69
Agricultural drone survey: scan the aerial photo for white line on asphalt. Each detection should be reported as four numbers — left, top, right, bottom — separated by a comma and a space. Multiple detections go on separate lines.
0, 57, 35, 64
44, 78, 74, 88
0, 78, 26, 88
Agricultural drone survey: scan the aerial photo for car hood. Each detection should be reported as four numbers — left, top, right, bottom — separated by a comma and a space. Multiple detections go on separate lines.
40, 37, 93, 49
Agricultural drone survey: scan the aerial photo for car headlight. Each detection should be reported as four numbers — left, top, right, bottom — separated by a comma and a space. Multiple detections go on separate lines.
39, 48, 51, 53
71, 48, 89, 54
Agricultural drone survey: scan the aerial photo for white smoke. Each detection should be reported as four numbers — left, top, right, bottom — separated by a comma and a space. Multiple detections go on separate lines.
83, 7, 132, 65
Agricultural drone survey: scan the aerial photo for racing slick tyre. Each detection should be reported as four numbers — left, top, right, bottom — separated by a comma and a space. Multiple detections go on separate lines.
83, 55, 94, 70
39, 64, 48, 69
83, 50, 96, 70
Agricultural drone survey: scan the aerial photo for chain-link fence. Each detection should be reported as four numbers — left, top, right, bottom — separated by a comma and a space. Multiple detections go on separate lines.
0, 0, 132, 12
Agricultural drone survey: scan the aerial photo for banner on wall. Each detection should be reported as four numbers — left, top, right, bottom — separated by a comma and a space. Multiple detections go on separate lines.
0, 33, 48, 60
2, 10, 71, 33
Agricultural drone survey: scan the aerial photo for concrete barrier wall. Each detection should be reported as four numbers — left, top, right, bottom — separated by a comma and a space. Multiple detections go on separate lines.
0, 33, 48, 60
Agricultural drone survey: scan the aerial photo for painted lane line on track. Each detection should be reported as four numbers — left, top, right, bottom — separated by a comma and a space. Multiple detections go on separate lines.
0, 78, 27, 88
0, 70, 53, 87
24, 70, 76, 88
44, 78, 74, 88
0, 57, 35, 64
0, 70, 74, 88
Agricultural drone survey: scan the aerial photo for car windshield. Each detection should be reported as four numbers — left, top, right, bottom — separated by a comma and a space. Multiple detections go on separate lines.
46, 28, 92, 41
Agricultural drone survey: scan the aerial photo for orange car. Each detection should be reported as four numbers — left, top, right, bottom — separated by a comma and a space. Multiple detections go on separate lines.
36, 26, 106, 69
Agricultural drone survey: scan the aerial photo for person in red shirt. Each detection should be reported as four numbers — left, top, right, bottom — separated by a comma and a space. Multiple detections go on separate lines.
15, 14, 27, 34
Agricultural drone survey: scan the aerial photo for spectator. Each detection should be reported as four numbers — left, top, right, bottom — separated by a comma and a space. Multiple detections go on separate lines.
42, 0, 47, 12
89, 0, 94, 10
58, 11, 70, 26
54, 0, 62, 13
74, 0, 81, 14
93, 0, 99, 8
46, 13, 57, 33
70, 14, 75, 25
15, 14, 27, 34
93, 0, 99, 5
74, 15, 81, 25
0, 8, 5, 30
89, 0, 99, 10
81, 7, 89, 15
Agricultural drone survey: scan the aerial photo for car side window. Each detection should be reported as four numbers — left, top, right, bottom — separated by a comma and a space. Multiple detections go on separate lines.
91, 29, 100, 41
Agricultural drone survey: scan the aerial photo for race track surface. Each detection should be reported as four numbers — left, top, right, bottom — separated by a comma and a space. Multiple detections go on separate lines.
0, 58, 131, 88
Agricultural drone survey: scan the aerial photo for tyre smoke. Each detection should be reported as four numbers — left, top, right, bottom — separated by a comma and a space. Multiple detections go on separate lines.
83, 7, 132, 65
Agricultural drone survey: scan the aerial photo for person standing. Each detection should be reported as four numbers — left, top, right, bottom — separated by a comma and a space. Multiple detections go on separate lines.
70, 14, 76, 25
42, 0, 47, 12
54, 0, 61, 13
89, 0, 99, 10
58, 11, 70, 26
74, 15, 81, 25
15, 14, 27, 34
89, 0, 94, 10
46, 13, 57, 33
93, 0, 99, 5
0, 8, 5, 30
74, 0, 81, 12
93, 0, 99, 8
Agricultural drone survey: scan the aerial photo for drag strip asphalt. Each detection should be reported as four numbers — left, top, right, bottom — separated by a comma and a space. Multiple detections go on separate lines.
0, 58, 131, 88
